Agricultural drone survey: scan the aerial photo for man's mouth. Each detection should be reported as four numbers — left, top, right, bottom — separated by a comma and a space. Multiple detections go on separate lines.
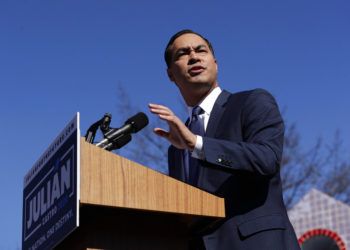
189, 66, 205, 75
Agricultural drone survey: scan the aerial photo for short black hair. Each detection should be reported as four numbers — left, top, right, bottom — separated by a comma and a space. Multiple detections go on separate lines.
164, 29, 215, 67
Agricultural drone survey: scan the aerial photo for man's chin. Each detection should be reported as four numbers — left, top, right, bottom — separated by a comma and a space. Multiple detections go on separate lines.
191, 82, 216, 95
189, 77, 215, 88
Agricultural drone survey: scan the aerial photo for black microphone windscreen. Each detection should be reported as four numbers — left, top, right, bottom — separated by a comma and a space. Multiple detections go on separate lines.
125, 112, 149, 133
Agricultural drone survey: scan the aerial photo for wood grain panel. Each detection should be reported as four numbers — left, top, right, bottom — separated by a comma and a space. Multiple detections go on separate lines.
80, 138, 225, 218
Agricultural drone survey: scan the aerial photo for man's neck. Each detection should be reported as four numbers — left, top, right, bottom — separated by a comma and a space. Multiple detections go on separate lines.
184, 83, 219, 106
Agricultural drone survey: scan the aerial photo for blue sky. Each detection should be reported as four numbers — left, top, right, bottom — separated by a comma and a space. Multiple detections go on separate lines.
1, 0, 349, 248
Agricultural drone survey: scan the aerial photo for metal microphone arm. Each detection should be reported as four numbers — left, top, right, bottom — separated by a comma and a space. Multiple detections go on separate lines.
85, 113, 112, 143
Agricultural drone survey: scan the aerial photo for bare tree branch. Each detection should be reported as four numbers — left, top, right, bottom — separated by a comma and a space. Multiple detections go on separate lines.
113, 84, 174, 173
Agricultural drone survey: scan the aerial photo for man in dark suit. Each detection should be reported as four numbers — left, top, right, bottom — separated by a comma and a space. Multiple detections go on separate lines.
149, 30, 300, 250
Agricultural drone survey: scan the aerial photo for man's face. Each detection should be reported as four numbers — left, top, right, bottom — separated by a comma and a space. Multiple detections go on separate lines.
167, 33, 218, 105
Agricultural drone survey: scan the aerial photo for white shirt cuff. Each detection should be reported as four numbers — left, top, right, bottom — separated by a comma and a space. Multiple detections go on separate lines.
191, 135, 205, 160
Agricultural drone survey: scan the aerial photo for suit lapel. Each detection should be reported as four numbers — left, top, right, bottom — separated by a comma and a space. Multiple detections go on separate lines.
206, 90, 231, 137
197, 90, 231, 187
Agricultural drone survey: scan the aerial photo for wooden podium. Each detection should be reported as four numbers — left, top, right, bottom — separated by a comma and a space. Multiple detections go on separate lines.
54, 139, 225, 249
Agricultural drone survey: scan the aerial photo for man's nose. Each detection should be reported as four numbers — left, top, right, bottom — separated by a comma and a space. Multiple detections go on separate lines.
188, 50, 200, 64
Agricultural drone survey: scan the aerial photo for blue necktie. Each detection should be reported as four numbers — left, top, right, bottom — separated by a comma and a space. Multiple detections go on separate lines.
187, 106, 204, 185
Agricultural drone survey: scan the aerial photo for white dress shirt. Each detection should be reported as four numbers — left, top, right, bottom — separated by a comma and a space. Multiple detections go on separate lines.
187, 86, 222, 159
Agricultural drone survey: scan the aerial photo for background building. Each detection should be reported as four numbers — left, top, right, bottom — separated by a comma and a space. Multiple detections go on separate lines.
288, 189, 350, 250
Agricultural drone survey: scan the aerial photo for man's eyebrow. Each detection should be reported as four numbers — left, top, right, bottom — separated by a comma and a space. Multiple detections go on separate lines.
194, 44, 208, 50
174, 46, 191, 54
174, 44, 208, 54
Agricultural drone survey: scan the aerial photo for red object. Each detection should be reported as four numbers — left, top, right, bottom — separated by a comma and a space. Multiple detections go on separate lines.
298, 228, 346, 250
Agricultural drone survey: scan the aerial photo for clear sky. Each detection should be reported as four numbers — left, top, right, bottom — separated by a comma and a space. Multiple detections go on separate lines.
1, 0, 349, 248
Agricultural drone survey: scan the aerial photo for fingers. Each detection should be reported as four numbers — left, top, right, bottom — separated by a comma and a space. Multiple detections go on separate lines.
149, 103, 172, 114
153, 128, 169, 138
149, 103, 170, 110
149, 103, 176, 122
149, 103, 195, 150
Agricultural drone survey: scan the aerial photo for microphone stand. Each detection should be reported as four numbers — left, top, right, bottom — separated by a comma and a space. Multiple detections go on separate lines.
85, 113, 131, 151
85, 113, 112, 144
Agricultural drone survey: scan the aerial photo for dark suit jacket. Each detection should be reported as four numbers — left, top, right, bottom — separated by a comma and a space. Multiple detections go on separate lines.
168, 89, 300, 250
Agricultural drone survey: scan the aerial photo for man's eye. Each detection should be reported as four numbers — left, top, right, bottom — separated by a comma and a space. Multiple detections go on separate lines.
175, 52, 187, 59
198, 49, 208, 53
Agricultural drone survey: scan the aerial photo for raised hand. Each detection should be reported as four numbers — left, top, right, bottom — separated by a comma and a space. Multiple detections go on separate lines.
148, 103, 196, 150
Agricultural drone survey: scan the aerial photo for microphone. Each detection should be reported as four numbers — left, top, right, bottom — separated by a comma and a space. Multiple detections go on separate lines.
102, 133, 132, 151
96, 112, 149, 148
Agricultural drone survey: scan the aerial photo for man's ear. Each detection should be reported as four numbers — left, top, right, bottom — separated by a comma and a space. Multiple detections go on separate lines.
167, 68, 175, 82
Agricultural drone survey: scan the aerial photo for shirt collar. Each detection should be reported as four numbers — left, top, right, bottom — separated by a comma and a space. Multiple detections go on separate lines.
187, 86, 222, 118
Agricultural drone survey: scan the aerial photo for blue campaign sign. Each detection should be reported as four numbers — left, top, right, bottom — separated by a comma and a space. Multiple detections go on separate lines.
22, 113, 80, 250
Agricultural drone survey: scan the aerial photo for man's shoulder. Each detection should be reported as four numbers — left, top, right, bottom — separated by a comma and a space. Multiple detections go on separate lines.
225, 88, 275, 104
227, 88, 272, 97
